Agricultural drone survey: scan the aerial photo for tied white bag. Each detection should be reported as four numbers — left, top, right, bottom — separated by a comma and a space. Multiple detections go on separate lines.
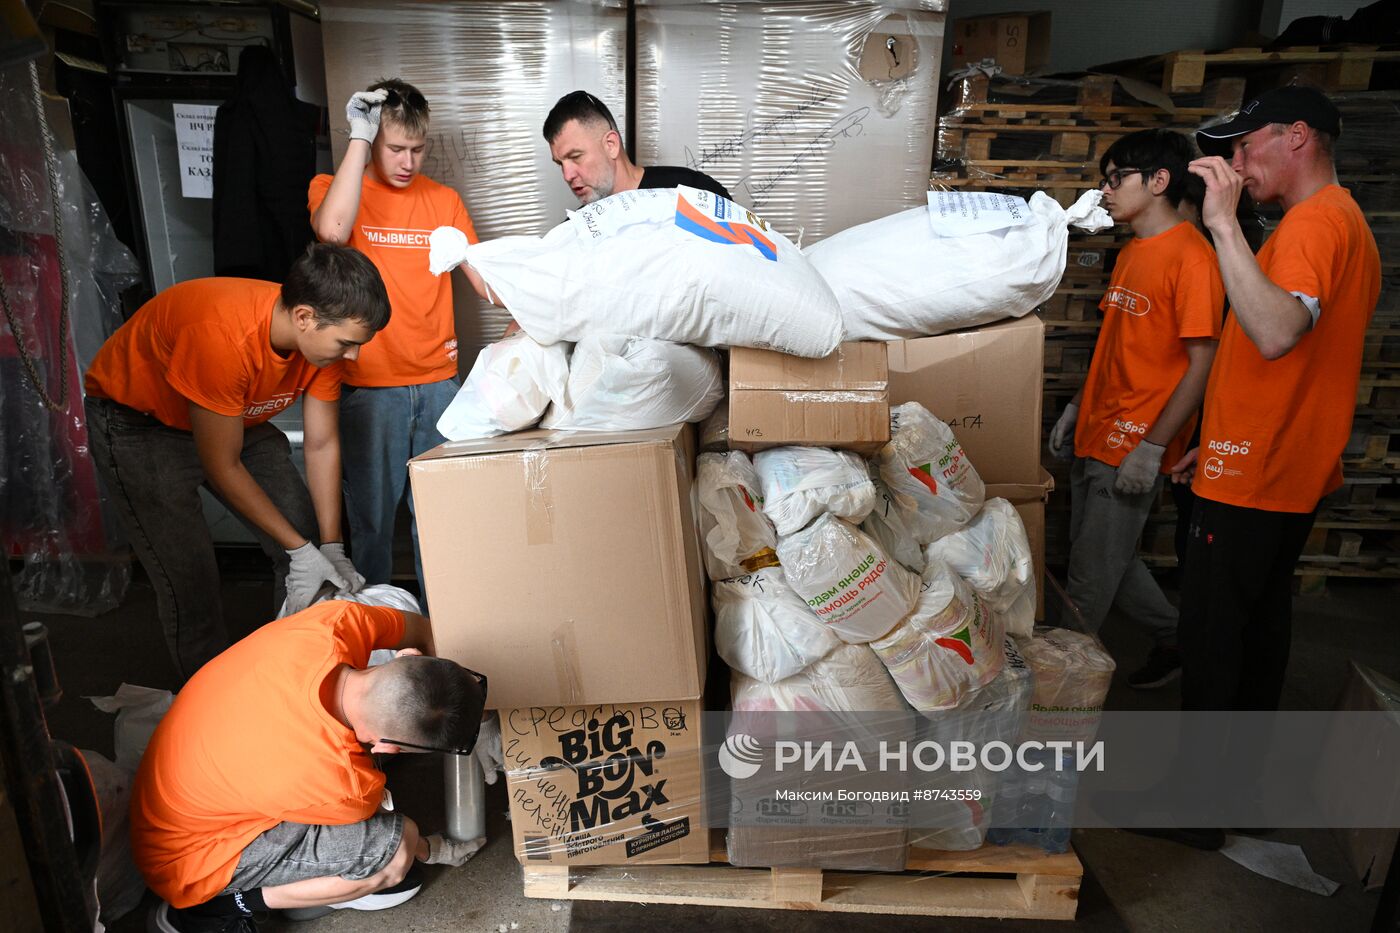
436, 333, 569, 440
777, 513, 920, 643
731, 643, 906, 714
878, 402, 985, 544
456, 186, 843, 358
754, 446, 877, 536
806, 189, 1114, 340
696, 452, 777, 581
870, 559, 1005, 712
860, 472, 926, 574
713, 568, 841, 684
1021, 626, 1116, 744
927, 498, 1037, 640
542, 336, 722, 432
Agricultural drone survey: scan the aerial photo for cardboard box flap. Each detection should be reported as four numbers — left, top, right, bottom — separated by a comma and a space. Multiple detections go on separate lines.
412, 424, 687, 464
731, 343, 888, 391
985, 467, 1055, 503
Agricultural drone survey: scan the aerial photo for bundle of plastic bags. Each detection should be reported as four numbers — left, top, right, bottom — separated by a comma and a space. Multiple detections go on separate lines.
713, 568, 841, 684
776, 513, 919, 643
731, 643, 907, 715
805, 189, 1114, 340
927, 498, 1036, 640
696, 452, 777, 581
1020, 626, 1116, 743
433, 186, 843, 358
435, 333, 569, 440
877, 403, 985, 544
860, 472, 925, 574
541, 335, 722, 432
754, 446, 876, 536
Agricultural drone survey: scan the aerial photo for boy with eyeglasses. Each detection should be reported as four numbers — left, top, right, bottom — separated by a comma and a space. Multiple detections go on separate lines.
310, 79, 481, 600
133, 600, 492, 932
1048, 128, 1225, 689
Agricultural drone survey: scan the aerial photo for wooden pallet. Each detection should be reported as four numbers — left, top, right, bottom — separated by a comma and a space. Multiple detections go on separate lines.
1107, 45, 1400, 94
521, 832, 1082, 921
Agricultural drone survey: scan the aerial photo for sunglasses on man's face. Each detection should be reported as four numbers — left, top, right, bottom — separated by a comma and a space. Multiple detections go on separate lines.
378, 669, 487, 756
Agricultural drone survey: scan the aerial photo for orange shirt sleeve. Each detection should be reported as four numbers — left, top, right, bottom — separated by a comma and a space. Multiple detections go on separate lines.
1262, 206, 1341, 309
307, 174, 332, 219
165, 320, 252, 417
453, 194, 479, 246
1176, 254, 1225, 339
331, 604, 407, 666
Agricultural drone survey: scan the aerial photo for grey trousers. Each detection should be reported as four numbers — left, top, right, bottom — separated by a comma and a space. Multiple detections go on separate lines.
1066, 456, 1178, 646
85, 398, 317, 681
220, 811, 404, 894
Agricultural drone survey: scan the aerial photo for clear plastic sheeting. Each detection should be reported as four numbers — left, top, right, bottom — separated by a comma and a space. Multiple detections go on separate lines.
1, 61, 138, 615
635, 0, 946, 243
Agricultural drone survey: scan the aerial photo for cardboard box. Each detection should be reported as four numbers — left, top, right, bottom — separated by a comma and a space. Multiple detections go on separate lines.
729, 342, 891, 456
503, 698, 708, 866
410, 425, 707, 709
887, 314, 1045, 486
951, 11, 1051, 75
986, 467, 1055, 620
1326, 663, 1400, 890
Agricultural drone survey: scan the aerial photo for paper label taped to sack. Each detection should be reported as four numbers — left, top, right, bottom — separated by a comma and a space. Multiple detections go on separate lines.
673, 186, 777, 262
925, 191, 1030, 237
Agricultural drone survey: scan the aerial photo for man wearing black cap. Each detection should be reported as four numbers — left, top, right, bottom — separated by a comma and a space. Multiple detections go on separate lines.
1170, 85, 1380, 716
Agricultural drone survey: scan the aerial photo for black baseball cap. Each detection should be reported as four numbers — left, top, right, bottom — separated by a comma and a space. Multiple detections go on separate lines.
1196, 85, 1342, 157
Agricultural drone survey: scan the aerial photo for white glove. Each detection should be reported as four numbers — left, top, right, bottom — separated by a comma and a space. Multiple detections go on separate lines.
319, 542, 366, 594
1049, 402, 1079, 458
285, 542, 348, 614
429, 226, 471, 276
422, 833, 485, 867
1115, 440, 1166, 496
472, 713, 504, 785
346, 89, 388, 144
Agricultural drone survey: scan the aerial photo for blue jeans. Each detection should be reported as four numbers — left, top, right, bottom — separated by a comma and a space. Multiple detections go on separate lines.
339, 378, 458, 594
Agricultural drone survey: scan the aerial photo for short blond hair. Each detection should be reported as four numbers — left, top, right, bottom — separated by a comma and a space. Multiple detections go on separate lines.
369, 78, 430, 139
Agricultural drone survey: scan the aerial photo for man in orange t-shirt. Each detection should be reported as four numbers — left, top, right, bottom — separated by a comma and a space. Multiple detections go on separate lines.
132, 601, 489, 932
309, 78, 479, 596
84, 245, 388, 680
1048, 129, 1224, 690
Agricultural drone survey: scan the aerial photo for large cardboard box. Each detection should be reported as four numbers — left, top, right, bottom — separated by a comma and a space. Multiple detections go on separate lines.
410, 425, 707, 709
986, 467, 1055, 620
503, 698, 708, 865
950, 11, 1051, 75
729, 342, 890, 456
1324, 663, 1400, 890
887, 314, 1045, 486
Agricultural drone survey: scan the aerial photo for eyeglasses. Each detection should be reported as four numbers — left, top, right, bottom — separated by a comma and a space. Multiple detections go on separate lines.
382, 86, 427, 110
1099, 168, 1144, 190
379, 669, 488, 756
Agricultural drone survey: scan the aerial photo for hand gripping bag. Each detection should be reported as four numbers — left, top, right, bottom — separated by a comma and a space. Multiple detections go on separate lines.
776, 513, 919, 643
926, 498, 1036, 639
435, 333, 569, 440
450, 186, 842, 357
713, 568, 840, 684
696, 451, 777, 581
754, 446, 877, 536
870, 559, 1005, 712
877, 402, 985, 544
806, 189, 1114, 340
542, 336, 723, 432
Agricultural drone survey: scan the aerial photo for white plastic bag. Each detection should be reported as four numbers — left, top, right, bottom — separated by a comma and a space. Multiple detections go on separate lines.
87, 684, 173, 773
860, 473, 925, 574
927, 498, 1036, 640
806, 189, 1114, 340
878, 402, 985, 544
713, 568, 841, 684
542, 335, 722, 432
1021, 626, 1116, 743
83, 750, 145, 924
436, 333, 569, 440
754, 446, 877, 536
696, 452, 777, 581
276, 583, 423, 667
455, 186, 843, 358
870, 559, 1005, 712
731, 643, 906, 714
777, 513, 919, 643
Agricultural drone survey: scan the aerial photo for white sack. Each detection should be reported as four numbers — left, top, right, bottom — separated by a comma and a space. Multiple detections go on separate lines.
777, 513, 919, 643
713, 568, 841, 684
870, 559, 1005, 712
731, 643, 906, 714
276, 584, 423, 667
1021, 626, 1116, 743
877, 403, 985, 544
454, 186, 843, 358
927, 498, 1036, 640
84, 750, 145, 924
860, 473, 926, 574
87, 684, 173, 773
696, 452, 777, 581
542, 335, 722, 432
806, 189, 1114, 340
436, 333, 569, 440
754, 446, 877, 536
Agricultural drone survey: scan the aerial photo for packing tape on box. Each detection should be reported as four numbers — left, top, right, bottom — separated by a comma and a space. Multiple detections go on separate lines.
522, 442, 554, 546
550, 620, 584, 706
779, 391, 884, 404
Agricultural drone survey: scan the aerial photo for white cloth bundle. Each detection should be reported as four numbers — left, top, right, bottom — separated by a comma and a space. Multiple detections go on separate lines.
542, 335, 722, 432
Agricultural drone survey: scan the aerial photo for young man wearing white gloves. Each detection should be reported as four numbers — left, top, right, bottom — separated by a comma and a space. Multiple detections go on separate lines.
1048, 129, 1224, 689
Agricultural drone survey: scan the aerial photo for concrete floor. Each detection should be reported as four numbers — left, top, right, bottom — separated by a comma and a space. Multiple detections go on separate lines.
28, 556, 1400, 933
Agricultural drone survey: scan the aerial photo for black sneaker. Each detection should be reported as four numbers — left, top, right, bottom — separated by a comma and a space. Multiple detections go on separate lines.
1127, 646, 1182, 689
150, 901, 259, 933
282, 864, 424, 921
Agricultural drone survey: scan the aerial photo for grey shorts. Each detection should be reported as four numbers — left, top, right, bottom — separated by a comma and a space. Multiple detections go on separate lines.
219, 810, 404, 894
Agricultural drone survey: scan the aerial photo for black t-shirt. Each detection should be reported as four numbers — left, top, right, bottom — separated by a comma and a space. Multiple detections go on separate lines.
639, 165, 732, 202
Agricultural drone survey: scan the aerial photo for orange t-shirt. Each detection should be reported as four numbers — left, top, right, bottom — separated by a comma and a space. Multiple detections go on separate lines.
1196, 185, 1380, 513
84, 278, 341, 431
308, 173, 477, 387
130, 602, 406, 908
1075, 221, 1225, 470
